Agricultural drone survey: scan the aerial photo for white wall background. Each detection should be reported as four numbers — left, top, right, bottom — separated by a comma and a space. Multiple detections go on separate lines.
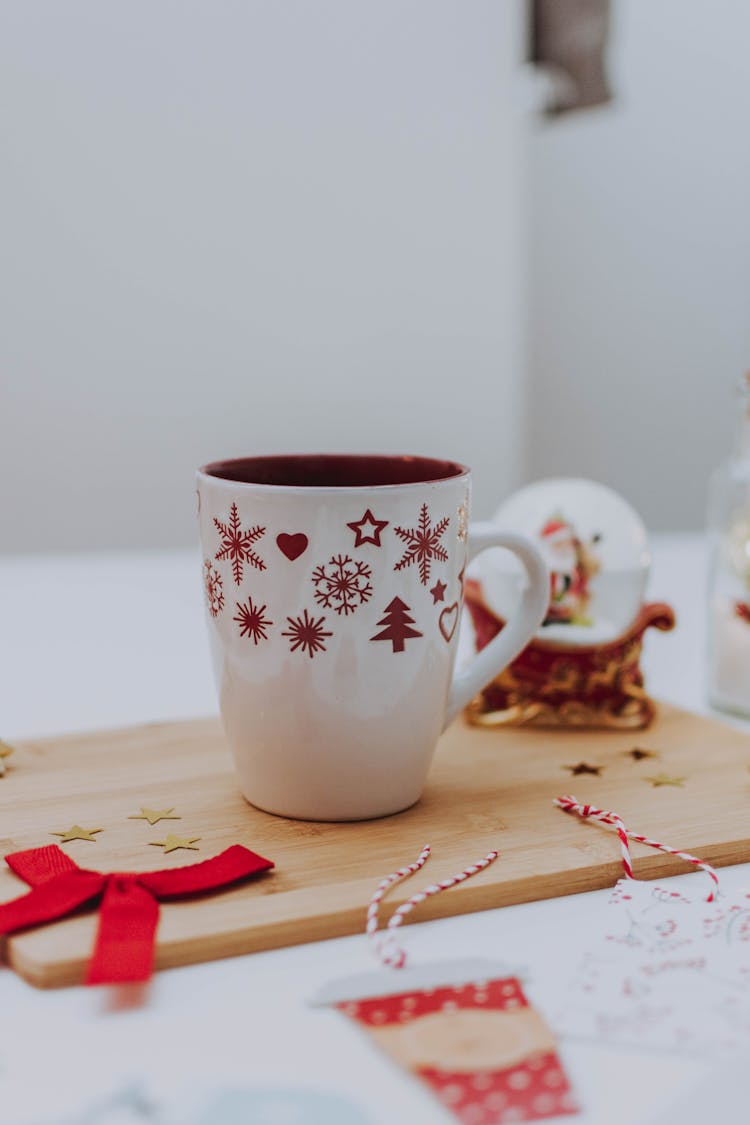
527, 0, 750, 529
1, 1, 527, 553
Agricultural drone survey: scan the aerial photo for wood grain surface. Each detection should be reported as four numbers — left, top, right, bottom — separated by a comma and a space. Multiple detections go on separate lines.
1, 705, 749, 987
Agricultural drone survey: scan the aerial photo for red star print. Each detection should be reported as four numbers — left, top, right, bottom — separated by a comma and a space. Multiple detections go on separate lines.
430, 579, 447, 604
347, 508, 389, 548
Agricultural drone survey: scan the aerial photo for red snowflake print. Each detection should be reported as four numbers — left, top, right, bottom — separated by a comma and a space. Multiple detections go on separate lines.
312, 554, 373, 616
214, 501, 266, 585
233, 596, 272, 644
282, 609, 333, 658
394, 502, 450, 586
203, 559, 225, 618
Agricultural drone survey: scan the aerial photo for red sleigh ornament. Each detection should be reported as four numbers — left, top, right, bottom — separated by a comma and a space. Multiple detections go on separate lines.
463, 578, 675, 730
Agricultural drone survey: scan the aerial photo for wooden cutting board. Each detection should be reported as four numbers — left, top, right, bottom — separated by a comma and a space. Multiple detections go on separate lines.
2, 704, 750, 988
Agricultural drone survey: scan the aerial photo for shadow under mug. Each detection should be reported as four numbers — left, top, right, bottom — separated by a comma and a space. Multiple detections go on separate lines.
197, 454, 549, 821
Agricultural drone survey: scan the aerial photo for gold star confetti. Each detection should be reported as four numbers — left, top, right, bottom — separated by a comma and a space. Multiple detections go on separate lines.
51, 825, 103, 843
628, 747, 658, 761
645, 773, 685, 788
564, 762, 603, 776
0, 739, 14, 777
457, 505, 468, 542
149, 834, 201, 854
128, 807, 181, 826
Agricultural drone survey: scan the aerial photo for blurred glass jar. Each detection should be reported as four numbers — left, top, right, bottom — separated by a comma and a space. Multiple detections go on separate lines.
707, 374, 750, 716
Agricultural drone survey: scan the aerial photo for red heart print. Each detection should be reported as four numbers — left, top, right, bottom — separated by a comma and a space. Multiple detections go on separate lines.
276, 533, 309, 561
439, 602, 459, 643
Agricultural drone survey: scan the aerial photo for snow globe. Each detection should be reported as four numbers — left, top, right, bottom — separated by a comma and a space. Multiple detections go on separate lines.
464, 478, 674, 729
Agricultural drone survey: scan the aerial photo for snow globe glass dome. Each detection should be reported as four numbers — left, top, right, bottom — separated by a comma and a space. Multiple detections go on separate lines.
471, 478, 650, 645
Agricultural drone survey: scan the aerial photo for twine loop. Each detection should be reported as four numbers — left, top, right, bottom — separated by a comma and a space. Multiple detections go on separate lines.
366, 845, 499, 968
554, 794, 718, 902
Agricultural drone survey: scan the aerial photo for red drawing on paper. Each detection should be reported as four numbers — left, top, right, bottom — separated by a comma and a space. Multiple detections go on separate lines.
394, 503, 449, 586
214, 501, 266, 585
430, 579, 447, 604
203, 560, 225, 618
312, 554, 373, 616
370, 597, 423, 653
347, 508, 389, 548
276, 533, 308, 561
439, 602, 459, 643
282, 610, 333, 658
234, 596, 272, 644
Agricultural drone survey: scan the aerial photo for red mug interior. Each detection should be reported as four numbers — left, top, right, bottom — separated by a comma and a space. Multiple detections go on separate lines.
200, 454, 468, 489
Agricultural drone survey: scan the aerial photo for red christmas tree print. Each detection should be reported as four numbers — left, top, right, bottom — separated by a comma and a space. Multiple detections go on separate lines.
203, 559, 225, 618
370, 597, 423, 653
312, 554, 373, 616
233, 596, 272, 644
394, 503, 449, 586
282, 609, 333, 658
214, 501, 266, 585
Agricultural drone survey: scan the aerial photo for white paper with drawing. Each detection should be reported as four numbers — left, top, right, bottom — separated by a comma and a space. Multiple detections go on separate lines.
556, 878, 750, 1055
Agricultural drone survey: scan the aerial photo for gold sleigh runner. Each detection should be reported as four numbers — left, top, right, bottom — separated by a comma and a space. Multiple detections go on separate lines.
463, 578, 675, 730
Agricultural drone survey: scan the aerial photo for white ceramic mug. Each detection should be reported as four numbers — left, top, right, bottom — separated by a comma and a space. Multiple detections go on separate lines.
197, 454, 548, 821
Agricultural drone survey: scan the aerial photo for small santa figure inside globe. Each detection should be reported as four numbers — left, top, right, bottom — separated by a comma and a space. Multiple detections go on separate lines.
539, 514, 602, 626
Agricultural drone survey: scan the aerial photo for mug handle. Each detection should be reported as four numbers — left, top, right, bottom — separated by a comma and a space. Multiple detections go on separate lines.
444, 523, 550, 727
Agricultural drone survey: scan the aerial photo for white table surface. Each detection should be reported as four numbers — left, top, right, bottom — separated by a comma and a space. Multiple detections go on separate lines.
0, 533, 746, 1125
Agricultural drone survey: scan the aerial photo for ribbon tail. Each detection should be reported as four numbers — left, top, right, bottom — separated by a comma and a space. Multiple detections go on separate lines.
87, 878, 160, 985
0, 871, 104, 934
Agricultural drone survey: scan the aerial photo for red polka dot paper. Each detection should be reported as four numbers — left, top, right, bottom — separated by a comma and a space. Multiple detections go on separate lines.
338, 977, 578, 1124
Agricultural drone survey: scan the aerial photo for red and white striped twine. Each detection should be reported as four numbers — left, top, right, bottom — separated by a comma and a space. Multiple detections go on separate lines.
366, 843, 432, 968
554, 794, 719, 901
367, 845, 499, 968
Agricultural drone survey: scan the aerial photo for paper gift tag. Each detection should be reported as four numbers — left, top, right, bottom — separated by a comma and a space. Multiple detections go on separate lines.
338, 975, 578, 1124
315, 845, 579, 1123
557, 878, 750, 1057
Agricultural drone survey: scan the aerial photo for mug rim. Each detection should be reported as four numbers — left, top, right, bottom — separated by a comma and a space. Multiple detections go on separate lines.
198, 453, 470, 491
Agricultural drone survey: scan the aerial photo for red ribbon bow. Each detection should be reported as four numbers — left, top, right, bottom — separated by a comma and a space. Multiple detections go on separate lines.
0, 843, 273, 984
